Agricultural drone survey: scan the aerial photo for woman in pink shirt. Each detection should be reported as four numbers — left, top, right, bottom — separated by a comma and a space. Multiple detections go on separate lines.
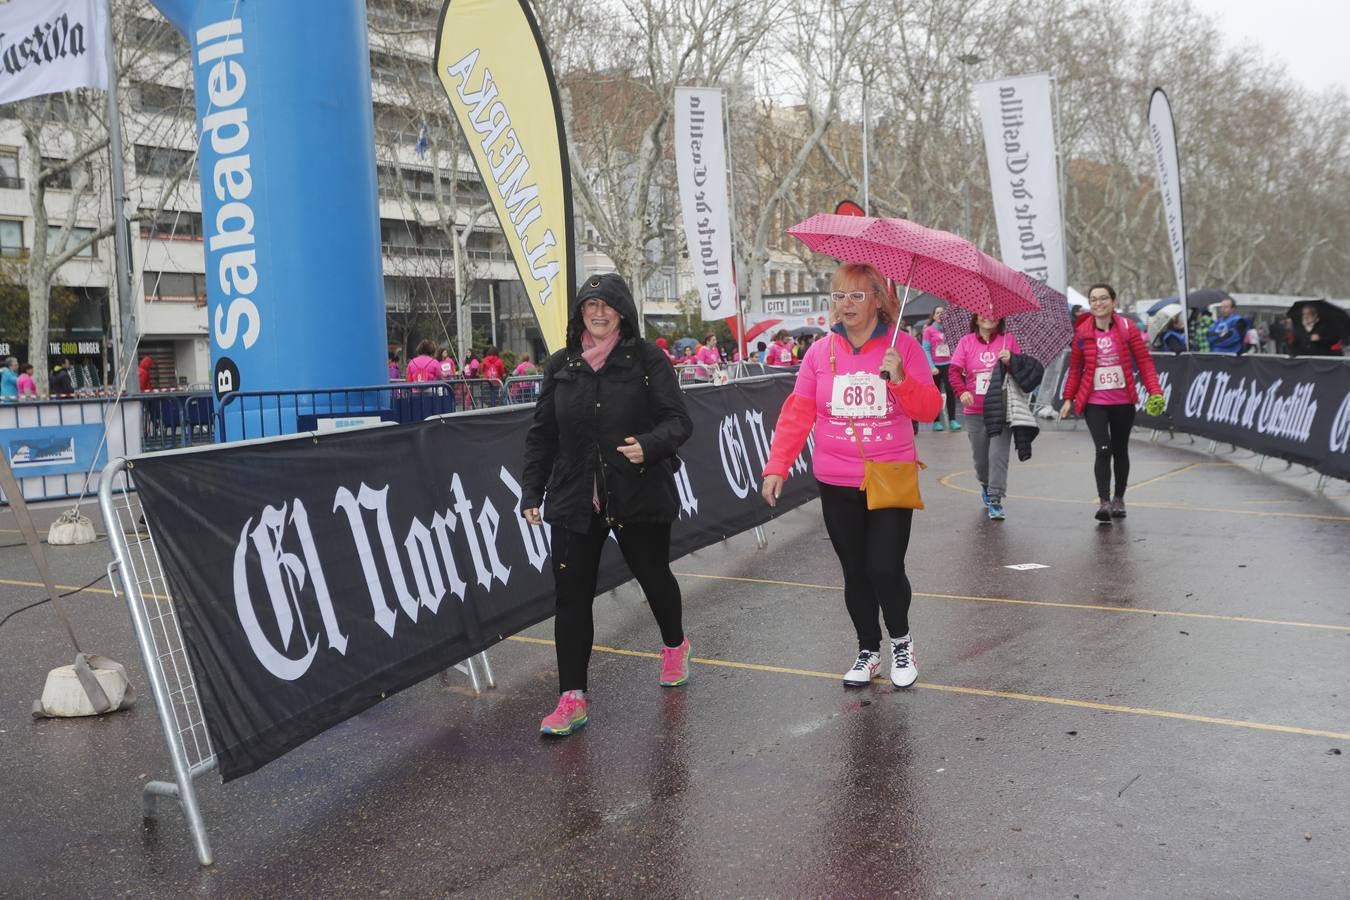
921, 306, 959, 431
948, 313, 1024, 520
16, 363, 37, 398
405, 339, 440, 382
761, 263, 941, 689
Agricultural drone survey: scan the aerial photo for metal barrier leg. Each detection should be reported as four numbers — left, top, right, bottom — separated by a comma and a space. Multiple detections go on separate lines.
1256, 455, 1267, 471
753, 525, 768, 549
454, 656, 483, 694
475, 651, 496, 689
1149, 429, 1159, 443
1315, 474, 1328, 493
1206, 440, 1218, 455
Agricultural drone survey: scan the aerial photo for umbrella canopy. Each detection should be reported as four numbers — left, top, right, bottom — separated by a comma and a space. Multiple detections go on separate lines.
1187, 288, 1231, 307
673, 337, 700, 352
789, 325, 826, 337
788, 213, 1039, 320
937, 278, 1072, 366
1148, 302, 1185, 341
1289, 299, 1350, 341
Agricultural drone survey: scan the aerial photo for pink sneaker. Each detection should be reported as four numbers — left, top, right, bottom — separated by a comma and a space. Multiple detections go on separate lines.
659, 636, 691, 687
539, 690, 588, 736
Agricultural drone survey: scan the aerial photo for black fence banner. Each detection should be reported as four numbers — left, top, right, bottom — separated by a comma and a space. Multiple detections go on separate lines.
1134, 353, 1350, 479
131, 376, 817, 781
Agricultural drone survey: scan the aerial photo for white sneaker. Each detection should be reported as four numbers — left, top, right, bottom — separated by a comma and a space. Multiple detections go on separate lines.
842, 650, 881, 686
890, 635, 918, 688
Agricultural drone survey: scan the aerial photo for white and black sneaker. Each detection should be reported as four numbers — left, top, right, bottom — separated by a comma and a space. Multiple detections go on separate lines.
842, 650, 881, 686
890, 635, 918, 688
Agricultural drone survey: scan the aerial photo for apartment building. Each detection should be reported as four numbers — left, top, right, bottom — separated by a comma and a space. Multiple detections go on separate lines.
0, 0, 531, 391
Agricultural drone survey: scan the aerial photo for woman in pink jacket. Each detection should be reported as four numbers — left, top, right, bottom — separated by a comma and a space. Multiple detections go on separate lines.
948, 313, 1024, 520
760, 263, 941, 689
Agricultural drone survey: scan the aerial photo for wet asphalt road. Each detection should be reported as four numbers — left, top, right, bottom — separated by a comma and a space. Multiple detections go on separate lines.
2, 424, 1348, 898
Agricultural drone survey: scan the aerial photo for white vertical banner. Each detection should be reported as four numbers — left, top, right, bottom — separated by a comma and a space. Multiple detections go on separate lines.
0, 0, 108, 105
1148, 87, 1188, 337
973, 72, 1066, 294
675, 87, 737, 321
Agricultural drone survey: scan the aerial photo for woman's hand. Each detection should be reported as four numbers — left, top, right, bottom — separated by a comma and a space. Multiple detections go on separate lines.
1059, 400, 1073, 419
881, 348, 904, 382
931, 366, 939, 377
523, 507, 542, 525
616, 436, 644, 464
960, 391, 975, 408
998, 348, 1012, 363
761, 474, 784, 507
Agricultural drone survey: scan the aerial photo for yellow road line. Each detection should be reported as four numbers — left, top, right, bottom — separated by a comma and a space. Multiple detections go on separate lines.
671, 571, 1350, 633
0, 577, 116, 596
937, 469, 1350, 522
505, 635, 1350, 741
1125, 462, 1207, 492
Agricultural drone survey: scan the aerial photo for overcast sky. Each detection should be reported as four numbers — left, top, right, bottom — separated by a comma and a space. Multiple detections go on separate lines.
1184, 0, 1348, 93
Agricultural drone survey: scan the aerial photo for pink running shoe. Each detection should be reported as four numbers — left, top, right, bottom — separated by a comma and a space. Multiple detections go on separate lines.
659, 636, 691, 687
539, 690, 588, 736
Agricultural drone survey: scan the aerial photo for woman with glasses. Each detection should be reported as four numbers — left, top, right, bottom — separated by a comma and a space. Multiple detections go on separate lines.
948, 312, 1024, 520
1060, 283, 1163, 523
760, 263, 941, 688
521, 273, 694, 736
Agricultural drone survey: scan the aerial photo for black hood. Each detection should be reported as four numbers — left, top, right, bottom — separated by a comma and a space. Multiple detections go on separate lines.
566, 272, 640, 348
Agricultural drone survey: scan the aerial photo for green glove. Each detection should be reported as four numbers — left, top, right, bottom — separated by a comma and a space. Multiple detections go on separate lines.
1144, 394, 1165, 417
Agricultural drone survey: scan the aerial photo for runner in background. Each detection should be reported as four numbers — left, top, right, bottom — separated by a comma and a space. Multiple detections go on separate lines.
760, 262, 940, 689
948, 314, 1023, 520
1060, 283, 1164, 523
921, 305, 960, 431
405, 339, 440, 382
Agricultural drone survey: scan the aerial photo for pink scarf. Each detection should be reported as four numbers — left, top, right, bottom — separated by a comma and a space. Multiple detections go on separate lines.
580, 328, 621, 371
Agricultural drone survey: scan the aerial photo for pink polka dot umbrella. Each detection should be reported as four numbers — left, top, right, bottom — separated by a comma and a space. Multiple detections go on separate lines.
787, 213, 1040, 321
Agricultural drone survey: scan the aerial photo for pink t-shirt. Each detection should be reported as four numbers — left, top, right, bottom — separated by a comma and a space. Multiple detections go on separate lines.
948, 331, 1023, 414
695, 346, 720, 366
1086, 326, 1131, 405
769, 341, 795, 366
922, 324, 952, 363
406, 355, 440, 382
791, 326, 935, 487
16, 373, 36, 396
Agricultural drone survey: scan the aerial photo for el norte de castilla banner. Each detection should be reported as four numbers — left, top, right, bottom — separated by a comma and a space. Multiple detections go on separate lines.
0, 0, 107, 105
675, 87, 738, 322
435, 0, 574, 353
131, 377, 820, 781
1148, 88, 1189, 340
973, 72, 1066, 294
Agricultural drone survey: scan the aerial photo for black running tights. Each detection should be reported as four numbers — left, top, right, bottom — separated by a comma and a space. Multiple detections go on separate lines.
818, 482, 914, 652
552, 514, 684, 693
1084, 403, 1136, 500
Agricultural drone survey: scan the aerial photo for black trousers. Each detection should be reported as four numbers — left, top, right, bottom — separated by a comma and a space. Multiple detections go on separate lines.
1084, 403, 1136, 500
936, 365, 958, 421
552, 514, 684, 693
817, 482, 915, 652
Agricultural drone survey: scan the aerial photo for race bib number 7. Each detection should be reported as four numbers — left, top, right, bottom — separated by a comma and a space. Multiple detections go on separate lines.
974, 371, 992, 396
831, 371, 887, 418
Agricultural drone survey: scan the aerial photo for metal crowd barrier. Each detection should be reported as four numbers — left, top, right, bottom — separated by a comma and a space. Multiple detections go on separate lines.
0, 394, 143, 505
97, 455, 496, 867
215, 381, 472, 443
139, 391, 216, 451
502, 374, 542, 405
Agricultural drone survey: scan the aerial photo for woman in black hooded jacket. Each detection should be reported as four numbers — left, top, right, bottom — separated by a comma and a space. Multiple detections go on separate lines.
521, 273, 694, 736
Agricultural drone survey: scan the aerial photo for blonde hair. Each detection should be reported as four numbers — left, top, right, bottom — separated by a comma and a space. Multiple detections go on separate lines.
829, 263, 899, 325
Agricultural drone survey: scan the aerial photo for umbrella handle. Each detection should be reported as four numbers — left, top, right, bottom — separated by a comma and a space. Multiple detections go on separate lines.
880, 283, 912, 382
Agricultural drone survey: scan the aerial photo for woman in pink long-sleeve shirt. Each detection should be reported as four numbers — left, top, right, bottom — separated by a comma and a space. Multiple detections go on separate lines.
760, 263, 941, 690
947, 314, 1023, 520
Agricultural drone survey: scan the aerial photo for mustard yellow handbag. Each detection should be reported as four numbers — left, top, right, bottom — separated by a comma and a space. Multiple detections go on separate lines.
847, 421, 925, 510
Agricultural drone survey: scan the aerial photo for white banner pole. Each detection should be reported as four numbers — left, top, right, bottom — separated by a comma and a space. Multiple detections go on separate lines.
1148, 88, 1189, 349
973, 72, 1066, 294
674, 87, 737, 325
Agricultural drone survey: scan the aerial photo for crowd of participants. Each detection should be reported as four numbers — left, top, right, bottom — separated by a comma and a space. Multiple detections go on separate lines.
516, 264, 1180, 737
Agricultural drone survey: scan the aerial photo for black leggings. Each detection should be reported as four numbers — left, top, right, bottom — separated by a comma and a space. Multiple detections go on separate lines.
1084, 403, 1136, 500
935, 365, 958, 421
817, 482, 915, 652
552, 514, 684, 692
